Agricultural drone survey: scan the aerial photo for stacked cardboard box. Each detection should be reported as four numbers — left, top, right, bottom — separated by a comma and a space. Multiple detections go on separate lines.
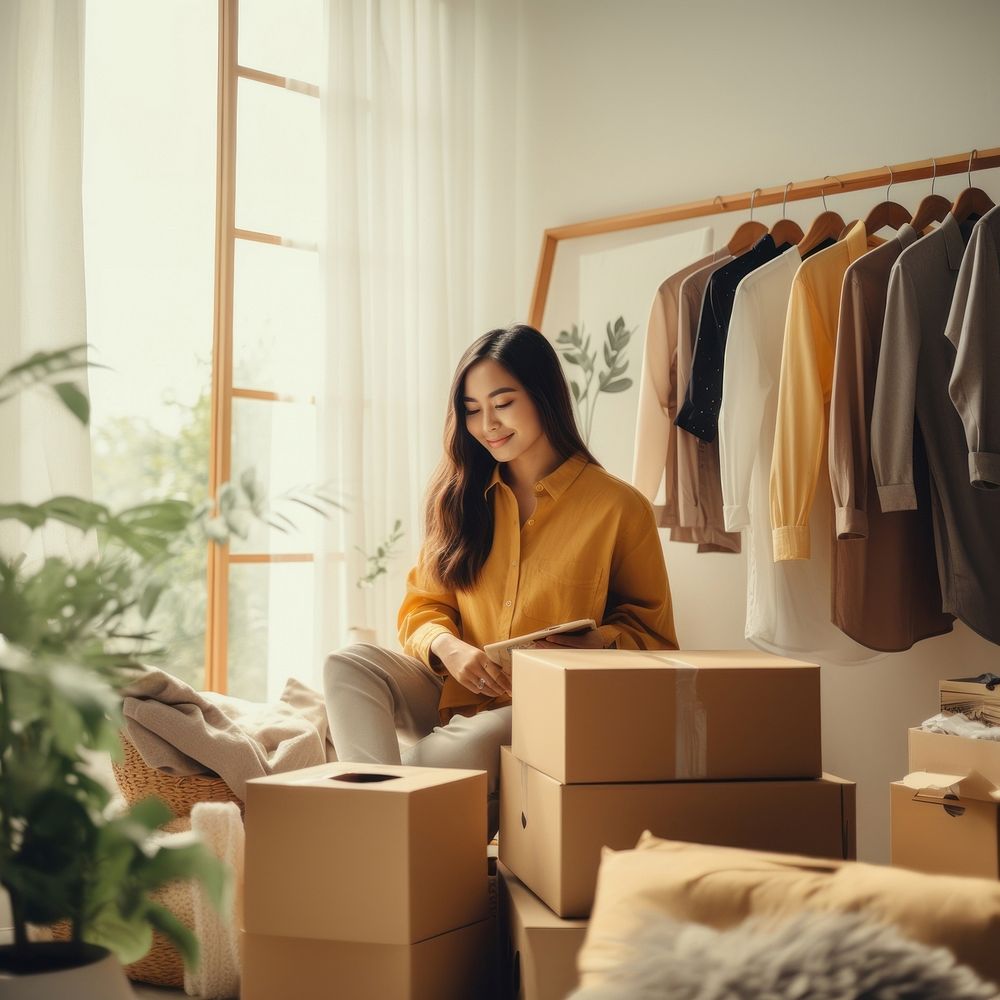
497, 863, 588, 1000
497, 649, 857, 996
242, 762, 493, 999
891, 725, 1000, 879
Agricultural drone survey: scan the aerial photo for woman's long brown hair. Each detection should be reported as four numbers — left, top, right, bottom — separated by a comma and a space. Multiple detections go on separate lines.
422, 325, 597, 591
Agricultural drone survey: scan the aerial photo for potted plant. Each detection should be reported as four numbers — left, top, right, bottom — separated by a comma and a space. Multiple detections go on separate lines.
0, 346, 334, 996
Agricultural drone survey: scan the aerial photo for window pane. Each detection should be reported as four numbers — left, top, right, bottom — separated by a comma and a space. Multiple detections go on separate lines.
233, 240, 321, 395
84, 0, 217, 691
228, 562, 315, 702
230, 396, 319, 555
236, 78, 321, 241
238, 0, 323, 84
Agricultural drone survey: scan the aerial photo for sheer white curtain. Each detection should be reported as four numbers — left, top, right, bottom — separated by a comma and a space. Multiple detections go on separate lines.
316, 0, 518, 657
0, 0, 91, 561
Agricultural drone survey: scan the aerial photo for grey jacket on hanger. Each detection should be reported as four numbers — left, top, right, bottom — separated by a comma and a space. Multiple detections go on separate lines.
872, 213, 1000, 646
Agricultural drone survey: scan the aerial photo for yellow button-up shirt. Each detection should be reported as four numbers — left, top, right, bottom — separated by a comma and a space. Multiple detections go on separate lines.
398, 453, 679, 722
769, 222, 881, 561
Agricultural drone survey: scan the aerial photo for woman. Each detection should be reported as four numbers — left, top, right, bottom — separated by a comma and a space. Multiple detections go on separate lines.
324, 325, 678, 840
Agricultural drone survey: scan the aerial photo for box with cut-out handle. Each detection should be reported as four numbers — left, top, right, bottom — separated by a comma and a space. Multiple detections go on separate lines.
244, 762, 489, 945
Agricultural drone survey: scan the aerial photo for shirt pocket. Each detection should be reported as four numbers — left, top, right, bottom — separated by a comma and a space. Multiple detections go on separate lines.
518, 566, 601, 630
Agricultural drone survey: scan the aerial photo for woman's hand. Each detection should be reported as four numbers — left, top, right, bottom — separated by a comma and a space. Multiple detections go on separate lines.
536, 628, 605, 650
430, 633, 512, 697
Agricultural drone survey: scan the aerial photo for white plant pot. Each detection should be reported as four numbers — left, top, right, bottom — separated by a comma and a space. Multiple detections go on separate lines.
0, 943, 133, 999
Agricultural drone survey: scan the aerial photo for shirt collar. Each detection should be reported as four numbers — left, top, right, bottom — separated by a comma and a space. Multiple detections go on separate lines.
844, 220, 869, 263
941, 213, 966, 272
483, 452, 589, 500
895, 222, 919, 252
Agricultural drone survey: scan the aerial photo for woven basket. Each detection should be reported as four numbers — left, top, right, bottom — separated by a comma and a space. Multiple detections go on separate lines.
113, 732, 243, 818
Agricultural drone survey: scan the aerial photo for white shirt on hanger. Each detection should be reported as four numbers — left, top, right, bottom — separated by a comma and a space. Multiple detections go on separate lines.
719, 246, 878, 662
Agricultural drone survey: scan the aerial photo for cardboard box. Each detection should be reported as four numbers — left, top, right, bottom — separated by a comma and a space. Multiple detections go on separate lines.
908, 728, 1000, 789
244, 762, 488, 944
940, 676, 1000, 726
242, 919, 492, 1000
511, 648, 821, 784
499, 746, 855, 918
891, 774, 1000, 879
497, 863, 588, 1000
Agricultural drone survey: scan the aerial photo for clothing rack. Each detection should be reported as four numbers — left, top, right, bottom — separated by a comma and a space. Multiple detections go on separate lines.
527, 145, 1000, 330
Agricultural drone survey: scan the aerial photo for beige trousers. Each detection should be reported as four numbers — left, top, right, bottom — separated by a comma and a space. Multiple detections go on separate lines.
323, 642, 512, 840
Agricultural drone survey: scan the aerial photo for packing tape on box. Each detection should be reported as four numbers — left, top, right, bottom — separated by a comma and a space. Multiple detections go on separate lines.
662, 657, 707, 779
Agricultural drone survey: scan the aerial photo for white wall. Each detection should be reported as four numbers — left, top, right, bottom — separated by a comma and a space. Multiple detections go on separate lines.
510, 0, 1000, 863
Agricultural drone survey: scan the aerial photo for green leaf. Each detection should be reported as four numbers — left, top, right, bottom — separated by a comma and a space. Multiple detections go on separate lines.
124, 796, 175, 833
240, 467, 261, 501
602, 378, 633, 393
87, 905, 154, 965
202, 516, 229, 542
223, 506, 252, 540
570, 380, 580, 402
146, 902, 199, 968
603, 343, 613, 367
0, 502, 47, 530
51, 382, 91, 425
556, 330, 572, 343
139, 579, 165, 619
0, 344, 103, 407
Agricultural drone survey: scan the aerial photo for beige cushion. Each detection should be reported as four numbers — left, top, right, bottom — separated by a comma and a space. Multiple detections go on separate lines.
578, 832, 1000, 991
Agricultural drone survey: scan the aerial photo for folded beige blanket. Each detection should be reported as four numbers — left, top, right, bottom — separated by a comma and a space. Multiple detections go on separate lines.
122, 668, 336, 798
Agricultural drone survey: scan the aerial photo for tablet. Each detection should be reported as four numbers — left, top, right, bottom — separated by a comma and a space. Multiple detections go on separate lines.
484, 618, 597, 671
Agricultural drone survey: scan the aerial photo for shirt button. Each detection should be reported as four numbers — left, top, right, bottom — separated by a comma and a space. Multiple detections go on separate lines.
534, 484, 543, 492
504, 600, 512, 607
527, 518, 535, 526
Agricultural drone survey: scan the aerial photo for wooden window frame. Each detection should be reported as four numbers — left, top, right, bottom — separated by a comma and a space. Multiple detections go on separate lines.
206, 0, 322, 692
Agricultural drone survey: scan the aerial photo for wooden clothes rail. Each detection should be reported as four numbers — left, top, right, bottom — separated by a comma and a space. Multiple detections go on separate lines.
528, 145, 1000, 330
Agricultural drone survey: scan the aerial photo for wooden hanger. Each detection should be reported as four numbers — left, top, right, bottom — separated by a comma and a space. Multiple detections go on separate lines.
951, 149, 995, 226
725, 188, 768, 254
910, 157, 952, 233
863, 165, 911, 235
769, 182, 804, 247
798, 177, 846, 256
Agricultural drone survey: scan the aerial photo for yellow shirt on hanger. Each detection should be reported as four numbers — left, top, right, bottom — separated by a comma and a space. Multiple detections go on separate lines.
398, 453, 679, 722
769, 221, 881, 561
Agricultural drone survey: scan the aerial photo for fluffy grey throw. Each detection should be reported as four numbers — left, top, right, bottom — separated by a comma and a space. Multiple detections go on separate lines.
569, 911, 998, 999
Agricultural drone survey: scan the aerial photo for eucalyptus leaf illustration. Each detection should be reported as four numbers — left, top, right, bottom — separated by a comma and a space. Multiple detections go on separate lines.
555, 316, 636, 443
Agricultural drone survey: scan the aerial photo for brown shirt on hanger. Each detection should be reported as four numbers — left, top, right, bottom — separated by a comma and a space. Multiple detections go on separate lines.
675, 256, 741, 553
633, 250, 726, 531
828, 223, 953, 651
872, 213, 1000, 647
945, 204, 1000, 490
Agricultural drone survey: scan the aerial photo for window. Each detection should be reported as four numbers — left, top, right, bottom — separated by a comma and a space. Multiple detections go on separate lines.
210, 0, 324, 701
84, 0, 324, 698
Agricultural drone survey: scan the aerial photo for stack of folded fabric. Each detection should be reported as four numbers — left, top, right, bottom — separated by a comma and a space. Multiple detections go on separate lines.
891, 674, 1000, 879
497, 648, 857, 999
